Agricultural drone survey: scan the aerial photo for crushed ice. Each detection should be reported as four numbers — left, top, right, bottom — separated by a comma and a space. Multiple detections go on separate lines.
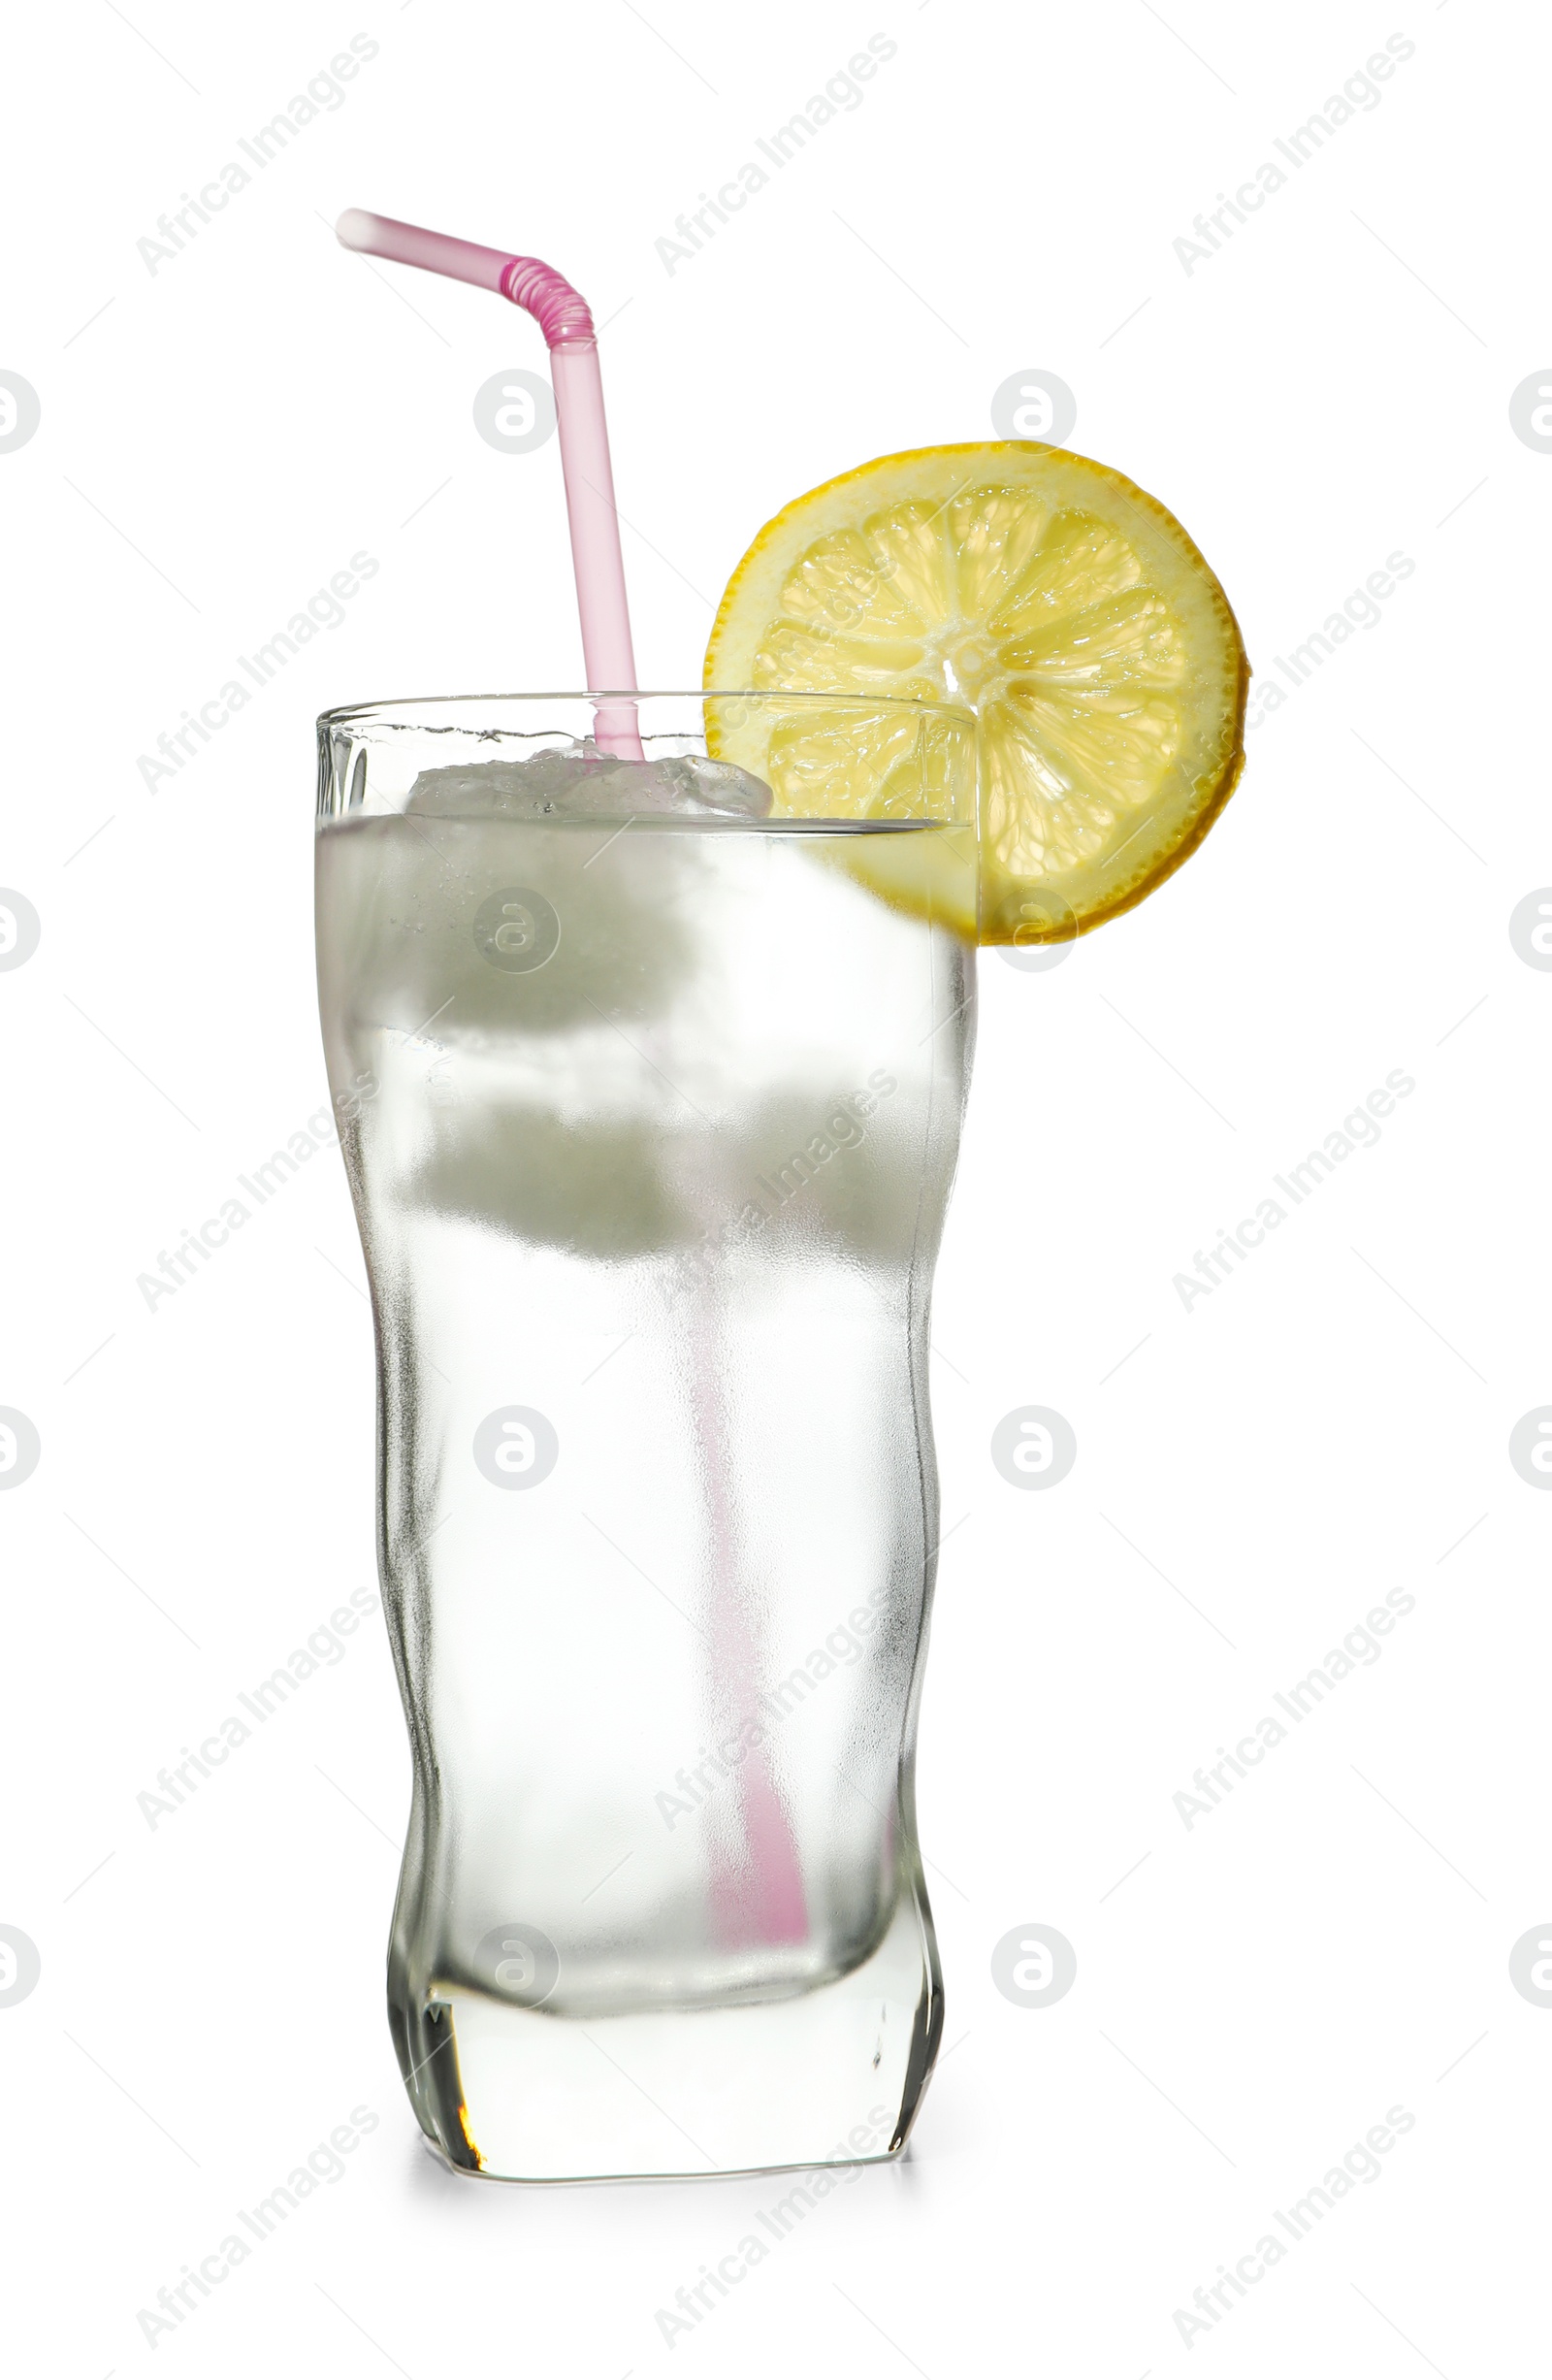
406, 736, 773, 821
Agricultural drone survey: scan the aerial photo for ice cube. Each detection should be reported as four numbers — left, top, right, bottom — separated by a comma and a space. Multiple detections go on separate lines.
405, 737, 773, 821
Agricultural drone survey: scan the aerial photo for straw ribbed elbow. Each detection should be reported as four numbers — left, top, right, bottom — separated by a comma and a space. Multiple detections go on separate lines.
500, 255, 596, 345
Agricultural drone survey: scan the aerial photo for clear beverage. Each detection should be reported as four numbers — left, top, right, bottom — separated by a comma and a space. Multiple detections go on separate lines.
315, 696, 975, 2180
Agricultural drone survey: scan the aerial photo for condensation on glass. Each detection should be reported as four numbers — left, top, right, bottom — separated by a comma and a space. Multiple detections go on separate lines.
314, 693, 976, 2181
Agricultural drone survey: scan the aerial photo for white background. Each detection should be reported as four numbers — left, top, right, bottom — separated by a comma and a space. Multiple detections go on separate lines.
2, 1, 1547, 2371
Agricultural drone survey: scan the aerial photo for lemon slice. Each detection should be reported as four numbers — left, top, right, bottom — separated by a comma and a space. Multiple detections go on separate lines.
704, 441, 1248, 942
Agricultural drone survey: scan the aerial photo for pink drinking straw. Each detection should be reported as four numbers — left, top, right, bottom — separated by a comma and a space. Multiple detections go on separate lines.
335, 209, 810, 1951
336, 208, 642, 756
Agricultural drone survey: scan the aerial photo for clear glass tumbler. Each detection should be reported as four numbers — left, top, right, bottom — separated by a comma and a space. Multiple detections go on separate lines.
314, 692, 977, 2180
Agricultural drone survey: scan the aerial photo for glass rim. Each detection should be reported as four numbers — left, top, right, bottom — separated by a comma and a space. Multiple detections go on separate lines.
317, 689, 974, 733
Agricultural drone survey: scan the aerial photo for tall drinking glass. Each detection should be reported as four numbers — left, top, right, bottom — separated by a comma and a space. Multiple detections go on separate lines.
314, 692, 977, 2180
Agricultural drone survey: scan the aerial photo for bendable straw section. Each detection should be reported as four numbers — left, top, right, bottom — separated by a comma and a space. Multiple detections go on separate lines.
500, 256, 595, 347
335, 208, 640, 752
337, 211, 597, 346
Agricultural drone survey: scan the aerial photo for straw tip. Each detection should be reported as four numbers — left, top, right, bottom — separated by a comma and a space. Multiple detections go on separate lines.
335, 209, 378, 252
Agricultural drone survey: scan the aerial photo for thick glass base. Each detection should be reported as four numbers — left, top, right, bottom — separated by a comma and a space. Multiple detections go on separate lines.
396, 1897, 942, 2183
